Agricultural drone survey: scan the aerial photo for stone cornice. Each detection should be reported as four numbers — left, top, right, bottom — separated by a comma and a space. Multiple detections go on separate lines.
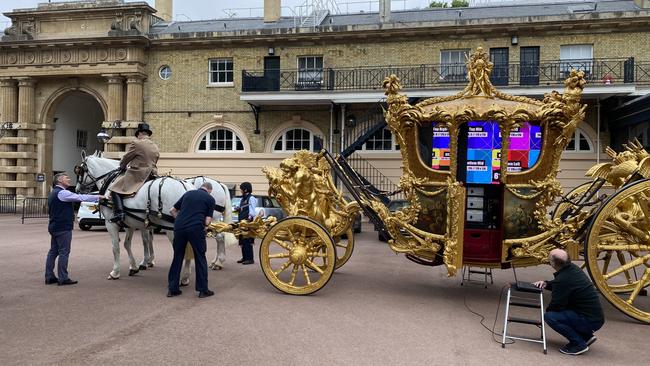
0, 45, 146, 69
3, 2, 156, 20
0, 36, 150, 49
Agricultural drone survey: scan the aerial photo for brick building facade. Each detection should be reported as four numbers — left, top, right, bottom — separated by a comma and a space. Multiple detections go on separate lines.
1, 0, 649, 196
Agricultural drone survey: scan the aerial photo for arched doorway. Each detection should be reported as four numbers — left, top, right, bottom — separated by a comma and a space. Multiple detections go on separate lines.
51, 91, 105, 183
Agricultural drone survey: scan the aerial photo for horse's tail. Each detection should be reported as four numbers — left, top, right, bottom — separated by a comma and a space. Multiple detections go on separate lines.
220, 182, 233, 224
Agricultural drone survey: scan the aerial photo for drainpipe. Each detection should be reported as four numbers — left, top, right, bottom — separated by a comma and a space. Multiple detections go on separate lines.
329, 103, 334, 152
596, 98, 601, 164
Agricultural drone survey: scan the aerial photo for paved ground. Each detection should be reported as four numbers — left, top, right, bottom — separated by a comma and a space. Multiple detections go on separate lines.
0, 214, 648, 366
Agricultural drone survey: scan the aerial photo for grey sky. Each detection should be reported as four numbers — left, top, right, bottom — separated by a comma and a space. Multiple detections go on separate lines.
0, 0, 437, 25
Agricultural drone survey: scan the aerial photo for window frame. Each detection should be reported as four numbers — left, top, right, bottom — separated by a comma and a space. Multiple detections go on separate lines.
159, 65, 172, 80
361, 127, 400, 152
564, 128, 594, 153
273, 127, 322, 153
208, 58, 234, 86
196, 127, 244, 153
440, 49, 470, 82
297, 55, 324, 85
559, 44, 594, 75
76, 129, 88, 149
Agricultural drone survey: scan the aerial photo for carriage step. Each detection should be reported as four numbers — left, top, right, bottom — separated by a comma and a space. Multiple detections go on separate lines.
509, 300, 543, 309
502, 287, 547, 353
508, 317, 542, 326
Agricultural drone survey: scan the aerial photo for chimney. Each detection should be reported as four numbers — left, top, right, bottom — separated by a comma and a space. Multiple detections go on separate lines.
635, 0, 650, 8
264, 0, 281, 23
155, 0, 173, 22
379, 0, 391, 23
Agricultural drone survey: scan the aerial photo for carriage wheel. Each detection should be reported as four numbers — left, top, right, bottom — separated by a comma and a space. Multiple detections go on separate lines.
585, 179, 650, 323
552, 181, 594, 221
259, 216, 336, 295
333, 228, 355, 269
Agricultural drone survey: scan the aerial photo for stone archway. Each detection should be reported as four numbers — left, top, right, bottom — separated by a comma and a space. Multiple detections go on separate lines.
42, 89, 106, 189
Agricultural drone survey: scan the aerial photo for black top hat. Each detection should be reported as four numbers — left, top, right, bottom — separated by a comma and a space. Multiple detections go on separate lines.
135, 123, 153, 137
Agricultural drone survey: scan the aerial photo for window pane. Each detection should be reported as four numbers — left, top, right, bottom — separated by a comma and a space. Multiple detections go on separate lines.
579, 136, 590, 151
566, 137, 576, 151
236, 140, 243, 151
274, 138, 282, 151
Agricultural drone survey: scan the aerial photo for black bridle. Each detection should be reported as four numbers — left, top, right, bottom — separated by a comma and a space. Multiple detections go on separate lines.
74, 161, 119, 194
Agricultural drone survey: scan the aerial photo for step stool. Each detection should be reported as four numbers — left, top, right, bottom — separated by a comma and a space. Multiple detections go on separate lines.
501, 283, 547, 354
460, 266, 493, 288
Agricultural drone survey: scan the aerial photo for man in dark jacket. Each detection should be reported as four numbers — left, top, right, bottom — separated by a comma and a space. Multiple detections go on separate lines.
534, 249, 604, 355
45, 172, 103, 286
234, 181, 257, 265
167, 182, 216, 298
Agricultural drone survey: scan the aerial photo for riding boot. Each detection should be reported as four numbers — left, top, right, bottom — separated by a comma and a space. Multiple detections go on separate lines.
110, 192, 125, 223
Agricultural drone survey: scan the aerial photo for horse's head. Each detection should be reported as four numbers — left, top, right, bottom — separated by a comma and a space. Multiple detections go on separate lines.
75, 151, 120, 194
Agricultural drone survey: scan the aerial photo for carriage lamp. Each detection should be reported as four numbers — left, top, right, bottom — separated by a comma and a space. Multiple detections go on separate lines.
96, 128, 111, 144
345, 114, 357, 128
96, 120, 122, 144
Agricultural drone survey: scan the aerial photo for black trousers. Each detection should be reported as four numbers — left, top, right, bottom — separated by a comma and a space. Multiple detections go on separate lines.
240, 237, 254, 261
168, 226, 209, 292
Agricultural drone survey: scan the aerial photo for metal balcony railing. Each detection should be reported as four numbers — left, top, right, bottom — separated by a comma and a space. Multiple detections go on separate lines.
242, 58, 645, 92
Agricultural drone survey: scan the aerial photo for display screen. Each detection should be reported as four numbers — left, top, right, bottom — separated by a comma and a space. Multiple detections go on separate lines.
431, 121, 542, 184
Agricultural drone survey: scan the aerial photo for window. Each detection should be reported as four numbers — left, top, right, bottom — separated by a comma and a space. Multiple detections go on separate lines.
209, 59, 234, 85
565, 128, 594, 152
76, 130, 87, 149
159, 65, 172, 80
273, 128, 322, 152
197, 128, 244, 152
440, 49, 469, 82
362, 128, 400, 151
297, 56, 323, 87
560, 44, 593, 75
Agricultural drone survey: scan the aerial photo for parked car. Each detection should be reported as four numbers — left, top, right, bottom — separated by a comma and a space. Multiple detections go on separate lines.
377, 199, 409, 241
77, 201, 105, 231
232, 195, 286, 222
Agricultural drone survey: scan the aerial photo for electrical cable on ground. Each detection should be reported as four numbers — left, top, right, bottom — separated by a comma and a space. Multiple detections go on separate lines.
462, 283, 515, 344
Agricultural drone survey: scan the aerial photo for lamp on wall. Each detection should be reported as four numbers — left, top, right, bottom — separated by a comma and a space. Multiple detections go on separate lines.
268, 46, 275, 55
96, 120, 121, 144
345, 114, 357, 128
511, 35, 519, 46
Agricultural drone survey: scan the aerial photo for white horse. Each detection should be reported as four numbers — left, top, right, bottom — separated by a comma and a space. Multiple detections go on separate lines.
76, 152, 154, 274
77, 152, 207, 283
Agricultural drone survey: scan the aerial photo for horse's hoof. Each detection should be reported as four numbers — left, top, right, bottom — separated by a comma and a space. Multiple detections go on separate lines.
147, 263, 154, 268
128, 269, 139, 276
138, 265, 147, 271
212, 265, 223, 270
107, 274, 120, 280
180, 282, 189, 287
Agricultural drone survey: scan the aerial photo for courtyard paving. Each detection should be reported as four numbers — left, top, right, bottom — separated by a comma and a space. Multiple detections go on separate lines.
0, 214, 647, 365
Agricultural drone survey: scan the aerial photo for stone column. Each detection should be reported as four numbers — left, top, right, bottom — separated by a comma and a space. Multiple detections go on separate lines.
0, 79, 18, 194
125, 75, 144, 123
16, 77, 36, 196
104, 75, 125, 153
106, 75, 125, 122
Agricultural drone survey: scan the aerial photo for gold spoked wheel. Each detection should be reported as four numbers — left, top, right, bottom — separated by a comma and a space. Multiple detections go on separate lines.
586, 179, 650, 323
333, 228, 354, 269
260, 216, 336, 295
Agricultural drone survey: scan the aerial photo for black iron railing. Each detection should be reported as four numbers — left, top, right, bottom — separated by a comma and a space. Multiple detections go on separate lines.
242, 58, 643, 92
346, 153, 403, 201
0, 194, 16, 214
22, 197, 48, 224
341, 102, 386, 157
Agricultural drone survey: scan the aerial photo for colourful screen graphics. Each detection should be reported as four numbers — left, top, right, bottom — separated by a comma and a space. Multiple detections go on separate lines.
431, 121, 542, 184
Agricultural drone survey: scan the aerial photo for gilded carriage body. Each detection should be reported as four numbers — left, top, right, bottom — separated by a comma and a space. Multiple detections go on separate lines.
210, 47, 650, 323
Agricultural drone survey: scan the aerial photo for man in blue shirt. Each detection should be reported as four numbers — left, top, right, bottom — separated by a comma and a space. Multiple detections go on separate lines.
168, 182, 216, 298
235, 181, 257, 265
45, 172, 103, 286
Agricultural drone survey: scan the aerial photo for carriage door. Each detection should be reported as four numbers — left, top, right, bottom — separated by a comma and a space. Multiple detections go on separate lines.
457, 122, 503, 264
520, 47, 540, 85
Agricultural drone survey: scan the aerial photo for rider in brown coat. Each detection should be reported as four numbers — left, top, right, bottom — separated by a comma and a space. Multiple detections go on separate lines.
109, 123, 160, 223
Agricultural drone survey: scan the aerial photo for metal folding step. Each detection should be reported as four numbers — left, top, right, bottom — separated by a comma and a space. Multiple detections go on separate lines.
501, 284, 547, 354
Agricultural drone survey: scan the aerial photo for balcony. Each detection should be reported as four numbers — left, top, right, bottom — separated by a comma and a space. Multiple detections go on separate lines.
242, 58, 650, 93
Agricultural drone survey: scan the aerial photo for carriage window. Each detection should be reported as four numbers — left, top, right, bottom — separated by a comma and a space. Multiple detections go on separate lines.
431, 121, 542, 182
197, 128, 244, 152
